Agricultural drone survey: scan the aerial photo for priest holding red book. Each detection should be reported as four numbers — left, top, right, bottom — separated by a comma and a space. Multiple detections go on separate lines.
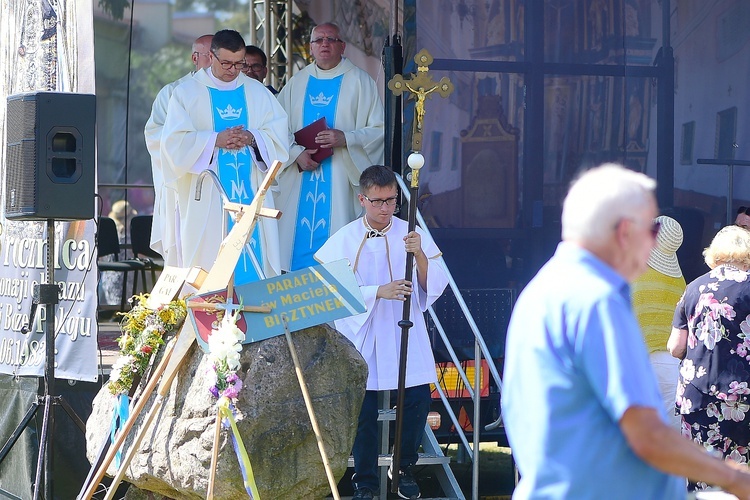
276, 22, 384, 272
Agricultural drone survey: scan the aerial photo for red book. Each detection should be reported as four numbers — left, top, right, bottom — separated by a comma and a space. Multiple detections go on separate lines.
294, 117, 334, 164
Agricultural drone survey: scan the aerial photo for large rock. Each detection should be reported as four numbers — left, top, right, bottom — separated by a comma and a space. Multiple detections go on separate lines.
86, 324, 367, 499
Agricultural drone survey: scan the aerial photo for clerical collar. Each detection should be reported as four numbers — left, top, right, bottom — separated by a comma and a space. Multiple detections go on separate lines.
363, 216, 391, 238
315, 58, 345, 73
207, 68, 240, 90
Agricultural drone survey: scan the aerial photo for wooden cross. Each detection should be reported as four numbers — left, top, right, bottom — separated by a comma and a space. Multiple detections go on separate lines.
81, 160, 283, 500
388, 49, 454, 153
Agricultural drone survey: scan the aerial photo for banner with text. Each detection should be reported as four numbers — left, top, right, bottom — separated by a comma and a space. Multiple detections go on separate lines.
188, 259, 365, 352
0, 1, 98, 381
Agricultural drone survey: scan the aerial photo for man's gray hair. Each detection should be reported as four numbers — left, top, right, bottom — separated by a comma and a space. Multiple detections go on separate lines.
561, 163, 656, 243
311, 22, 341, 39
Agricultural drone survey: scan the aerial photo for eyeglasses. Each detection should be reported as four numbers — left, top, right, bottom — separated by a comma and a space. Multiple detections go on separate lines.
363, 195, 398, 208
193, 51, 210, 58
615, 218, 661, 238
311, 37, 343, 45
212, 53, 247, 70
245, 63, 265, 72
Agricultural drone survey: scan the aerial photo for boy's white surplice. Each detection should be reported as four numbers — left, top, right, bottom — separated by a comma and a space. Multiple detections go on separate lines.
315, 217, 449, 390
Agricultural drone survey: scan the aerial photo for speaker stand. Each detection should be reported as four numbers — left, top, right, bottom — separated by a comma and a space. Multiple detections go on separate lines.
0, 219, 86, 499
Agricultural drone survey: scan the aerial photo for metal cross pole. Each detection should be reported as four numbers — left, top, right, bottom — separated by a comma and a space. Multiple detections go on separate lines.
386, 49, 453, 494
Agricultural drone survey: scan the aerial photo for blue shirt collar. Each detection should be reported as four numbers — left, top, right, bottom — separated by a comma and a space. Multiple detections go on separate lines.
555, 241, 631, 302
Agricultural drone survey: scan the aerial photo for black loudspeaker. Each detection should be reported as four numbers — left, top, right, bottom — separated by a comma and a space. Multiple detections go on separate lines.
5, 92, 95, 221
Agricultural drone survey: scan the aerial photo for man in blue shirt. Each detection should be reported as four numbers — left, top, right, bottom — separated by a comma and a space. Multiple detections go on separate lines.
502, 163, 750, 499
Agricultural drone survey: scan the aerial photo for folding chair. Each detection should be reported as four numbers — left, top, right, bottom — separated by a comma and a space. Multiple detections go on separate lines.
97, 216, 147, 312
129, 215, 164, 288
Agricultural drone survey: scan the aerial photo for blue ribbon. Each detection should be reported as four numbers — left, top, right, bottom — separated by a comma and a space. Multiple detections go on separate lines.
219, 401, 260, 499
109, 393, 130, 469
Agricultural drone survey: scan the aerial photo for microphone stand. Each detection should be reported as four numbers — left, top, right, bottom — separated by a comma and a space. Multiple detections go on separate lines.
391, 152, 424, 492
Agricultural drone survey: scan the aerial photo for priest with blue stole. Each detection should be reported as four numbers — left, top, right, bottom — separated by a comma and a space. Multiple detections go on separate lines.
276, 22, 384, 272
161, 29, 290, 284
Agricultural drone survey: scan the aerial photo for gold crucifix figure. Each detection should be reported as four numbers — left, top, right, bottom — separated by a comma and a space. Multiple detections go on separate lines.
388, 49, 454, 152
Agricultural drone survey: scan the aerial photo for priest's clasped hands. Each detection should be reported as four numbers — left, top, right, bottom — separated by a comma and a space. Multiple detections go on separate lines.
216, 125, 256, 150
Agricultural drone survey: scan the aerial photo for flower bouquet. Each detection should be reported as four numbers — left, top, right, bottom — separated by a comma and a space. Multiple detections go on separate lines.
205, 306, 260, 499
207, 307, 245, 402
106, 294, 187, 468
108, 294, 187, 396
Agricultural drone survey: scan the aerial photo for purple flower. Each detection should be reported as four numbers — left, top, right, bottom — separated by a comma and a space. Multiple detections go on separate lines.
227, 373, 240, 384
209, 385, 220, 398
222, 379, 243, 399
222, 385, 239, 399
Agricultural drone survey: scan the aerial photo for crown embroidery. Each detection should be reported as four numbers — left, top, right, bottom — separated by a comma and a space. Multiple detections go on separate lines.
217, 104, 242, 120
309, 92, 333, 107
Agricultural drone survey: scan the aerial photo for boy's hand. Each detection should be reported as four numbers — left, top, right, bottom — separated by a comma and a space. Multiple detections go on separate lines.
404, 231, 423, 257
377, 280, 412, 301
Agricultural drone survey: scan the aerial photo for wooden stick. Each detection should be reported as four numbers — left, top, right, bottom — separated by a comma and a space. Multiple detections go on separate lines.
187, 302, 272, 314
281, 314, 340, 500
223, 202, 281, 220
206, 411, 223, 499
78, 336, 177, 500
103, 320, 201, 498
102, 393, 165, 500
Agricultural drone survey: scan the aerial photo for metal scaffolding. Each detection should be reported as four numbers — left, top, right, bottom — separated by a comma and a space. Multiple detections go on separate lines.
249, 0, 294, 91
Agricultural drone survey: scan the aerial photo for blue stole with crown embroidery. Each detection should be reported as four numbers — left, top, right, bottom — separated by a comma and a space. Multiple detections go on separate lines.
290, 74, 344, 270
209, 85, 263, 284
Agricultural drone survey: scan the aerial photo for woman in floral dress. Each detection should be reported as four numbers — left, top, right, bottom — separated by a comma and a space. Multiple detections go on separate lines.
669, 225, 750, 490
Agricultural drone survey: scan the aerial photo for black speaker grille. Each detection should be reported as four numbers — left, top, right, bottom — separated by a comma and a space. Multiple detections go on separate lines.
6, 142, 37, 212
4, 92, 95, 220
5, 97, 38, 216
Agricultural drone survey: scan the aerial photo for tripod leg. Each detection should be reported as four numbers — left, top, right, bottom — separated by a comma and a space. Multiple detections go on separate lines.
57, 396, 87, 433
32, 395, 53, 500
0, 401, 41, 462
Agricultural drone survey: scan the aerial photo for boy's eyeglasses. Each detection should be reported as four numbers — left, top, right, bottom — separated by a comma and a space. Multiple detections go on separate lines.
363, 195, 398, 208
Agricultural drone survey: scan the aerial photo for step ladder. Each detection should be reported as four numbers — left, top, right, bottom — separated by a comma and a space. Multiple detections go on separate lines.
344, 406, 464, 500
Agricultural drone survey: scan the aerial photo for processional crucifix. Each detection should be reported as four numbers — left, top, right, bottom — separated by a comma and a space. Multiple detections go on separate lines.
387, 49, 453, 494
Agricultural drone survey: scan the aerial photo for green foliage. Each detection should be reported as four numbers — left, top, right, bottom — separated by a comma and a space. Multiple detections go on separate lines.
126, 44, 195, 185
108, 295, 187, 395
175, 0, 243, 12
99, 0, 130, 20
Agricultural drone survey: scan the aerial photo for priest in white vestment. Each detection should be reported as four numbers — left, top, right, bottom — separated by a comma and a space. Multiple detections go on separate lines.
314, 166, 448, 500
144, 34, 213, 266
161, 29, 290, 283
277, 22, 384, 272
